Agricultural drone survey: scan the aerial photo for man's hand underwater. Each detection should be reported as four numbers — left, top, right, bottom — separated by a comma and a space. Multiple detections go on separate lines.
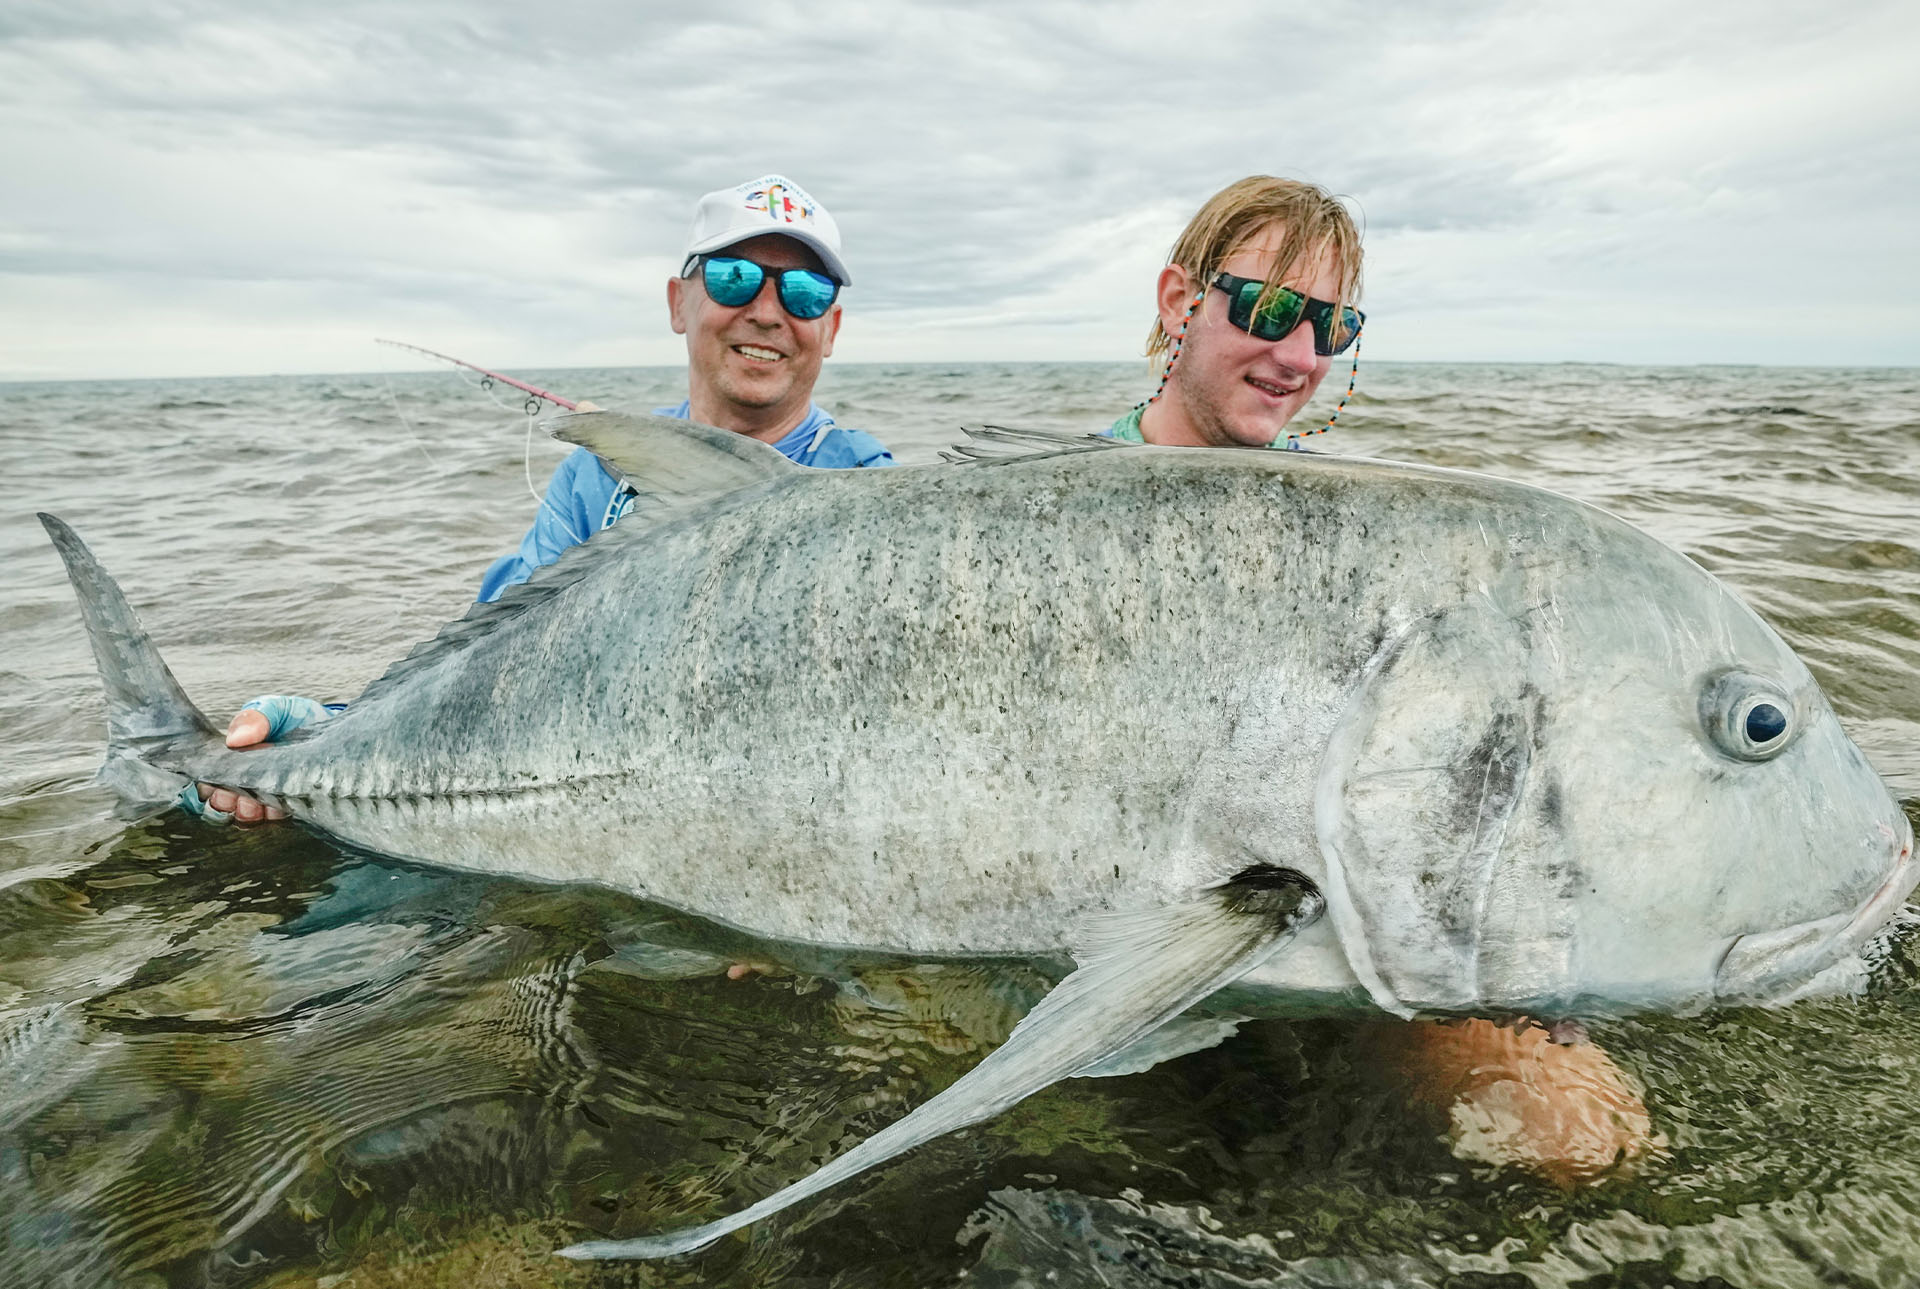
184, 695, 337, 824
1358, 1016, 1662, 1189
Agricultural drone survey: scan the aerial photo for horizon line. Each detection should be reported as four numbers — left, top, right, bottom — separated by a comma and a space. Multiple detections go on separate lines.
6, 356, 1919, 387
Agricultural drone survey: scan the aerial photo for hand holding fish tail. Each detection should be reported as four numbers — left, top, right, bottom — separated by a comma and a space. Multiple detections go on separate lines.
185, 694, 336, 824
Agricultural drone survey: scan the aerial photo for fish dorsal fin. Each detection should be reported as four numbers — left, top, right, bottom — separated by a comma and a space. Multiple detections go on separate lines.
938, 423, 1125, 465
550, 410, 801, 507
350, 414, 797, 708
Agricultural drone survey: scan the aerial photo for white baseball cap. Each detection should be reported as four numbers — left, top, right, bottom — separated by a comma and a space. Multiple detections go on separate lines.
680, 174, 851, 286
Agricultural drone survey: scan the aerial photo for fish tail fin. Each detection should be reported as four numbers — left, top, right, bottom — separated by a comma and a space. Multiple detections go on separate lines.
39, 513, 221, 794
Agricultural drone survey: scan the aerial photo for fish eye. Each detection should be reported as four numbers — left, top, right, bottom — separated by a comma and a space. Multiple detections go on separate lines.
1744, 702, 1788, 743
1700, 671, 1800, 762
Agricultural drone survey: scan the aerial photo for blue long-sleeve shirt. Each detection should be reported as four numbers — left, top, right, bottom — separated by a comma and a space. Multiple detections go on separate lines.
476, 401, 893, 603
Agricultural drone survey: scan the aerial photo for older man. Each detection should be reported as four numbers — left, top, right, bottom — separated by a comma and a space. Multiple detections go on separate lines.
474, 174, 889, 603
195, 174, 890, 820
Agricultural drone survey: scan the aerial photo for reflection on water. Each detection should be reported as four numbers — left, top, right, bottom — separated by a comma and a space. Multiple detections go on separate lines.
2, 362, 1919, 1285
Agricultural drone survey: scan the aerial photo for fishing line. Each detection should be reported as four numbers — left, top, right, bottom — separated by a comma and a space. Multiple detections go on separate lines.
380, 376, 446, 475
378, 340, 590, 546
450, 372, 588, 545
439, 365, 551, 512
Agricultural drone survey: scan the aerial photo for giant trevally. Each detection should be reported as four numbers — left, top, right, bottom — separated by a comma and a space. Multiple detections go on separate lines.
40, 413, 1915, 1259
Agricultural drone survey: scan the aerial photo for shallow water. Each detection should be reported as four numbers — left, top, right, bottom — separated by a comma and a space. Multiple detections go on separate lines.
2, 360, 1918, 1287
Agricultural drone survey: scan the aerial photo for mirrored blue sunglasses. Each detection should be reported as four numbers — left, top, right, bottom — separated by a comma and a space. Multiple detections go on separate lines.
694, 255, 841, 320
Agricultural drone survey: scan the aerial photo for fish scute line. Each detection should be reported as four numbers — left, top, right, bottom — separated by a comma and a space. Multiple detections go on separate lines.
266, 769, 636, 807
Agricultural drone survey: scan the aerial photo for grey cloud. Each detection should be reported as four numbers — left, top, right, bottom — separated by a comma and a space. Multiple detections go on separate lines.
1, 0, 1915, 377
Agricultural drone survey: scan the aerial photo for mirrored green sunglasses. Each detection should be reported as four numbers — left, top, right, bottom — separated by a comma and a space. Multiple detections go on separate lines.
1211, 272, 1363, 356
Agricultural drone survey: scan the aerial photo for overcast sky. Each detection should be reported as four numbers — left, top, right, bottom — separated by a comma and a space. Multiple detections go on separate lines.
3, 0, 1915, 381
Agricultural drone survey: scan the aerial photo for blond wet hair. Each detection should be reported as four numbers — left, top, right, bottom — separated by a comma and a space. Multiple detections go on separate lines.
1147, 175, 1364, 359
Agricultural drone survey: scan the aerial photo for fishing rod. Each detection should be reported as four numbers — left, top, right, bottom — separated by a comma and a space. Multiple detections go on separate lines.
375, 337, 579, 413
375, 337, 593, 537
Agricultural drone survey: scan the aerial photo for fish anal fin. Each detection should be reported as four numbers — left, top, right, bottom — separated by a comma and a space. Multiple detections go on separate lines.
555, 864, 1324, 1261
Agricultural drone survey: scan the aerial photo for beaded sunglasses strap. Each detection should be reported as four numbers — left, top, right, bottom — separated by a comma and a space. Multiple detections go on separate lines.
1281, 328, 1362, 451
1134, 287, 1208, 412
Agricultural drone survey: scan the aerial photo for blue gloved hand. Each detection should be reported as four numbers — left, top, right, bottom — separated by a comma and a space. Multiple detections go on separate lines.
178, 694, 342, 823
178, 781, 234, 823
236, 694, 340, 742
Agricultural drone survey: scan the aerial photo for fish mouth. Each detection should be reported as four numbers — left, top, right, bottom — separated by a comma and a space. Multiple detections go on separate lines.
1850, 811, 1917, 938
1715, 811, 1916, 1003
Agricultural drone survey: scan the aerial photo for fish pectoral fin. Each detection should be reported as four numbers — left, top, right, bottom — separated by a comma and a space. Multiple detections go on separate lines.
555, 864, 1325, 1262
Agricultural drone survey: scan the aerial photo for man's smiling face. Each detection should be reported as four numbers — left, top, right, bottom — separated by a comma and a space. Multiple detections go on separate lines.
1155, 223, 1343, 449
669, 232, 843, 440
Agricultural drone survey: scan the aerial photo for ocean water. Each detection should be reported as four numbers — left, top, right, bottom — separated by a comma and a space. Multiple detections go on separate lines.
1, 360, 1918, 1287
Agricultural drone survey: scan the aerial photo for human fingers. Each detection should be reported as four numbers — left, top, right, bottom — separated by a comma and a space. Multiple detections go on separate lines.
182, 783, 234, 823
194, 782, 281, 823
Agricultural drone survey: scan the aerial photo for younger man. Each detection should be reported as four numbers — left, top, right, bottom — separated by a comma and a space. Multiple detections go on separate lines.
1107, 174, 1363, 449
1118, 174, 1654, 1186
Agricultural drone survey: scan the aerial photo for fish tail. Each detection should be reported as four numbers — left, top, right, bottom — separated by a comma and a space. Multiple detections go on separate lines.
39, 514, 222, 795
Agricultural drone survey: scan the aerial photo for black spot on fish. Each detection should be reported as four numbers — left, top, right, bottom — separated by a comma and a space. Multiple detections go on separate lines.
1538, 775, 1564, 831
1448, 708, 1528, 838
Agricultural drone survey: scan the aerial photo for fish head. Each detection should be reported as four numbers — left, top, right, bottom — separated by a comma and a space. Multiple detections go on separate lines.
1312, 496, 1914, 1020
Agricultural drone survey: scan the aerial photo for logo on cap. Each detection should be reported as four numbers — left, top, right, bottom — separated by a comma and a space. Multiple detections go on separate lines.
744, 180, 815, 226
